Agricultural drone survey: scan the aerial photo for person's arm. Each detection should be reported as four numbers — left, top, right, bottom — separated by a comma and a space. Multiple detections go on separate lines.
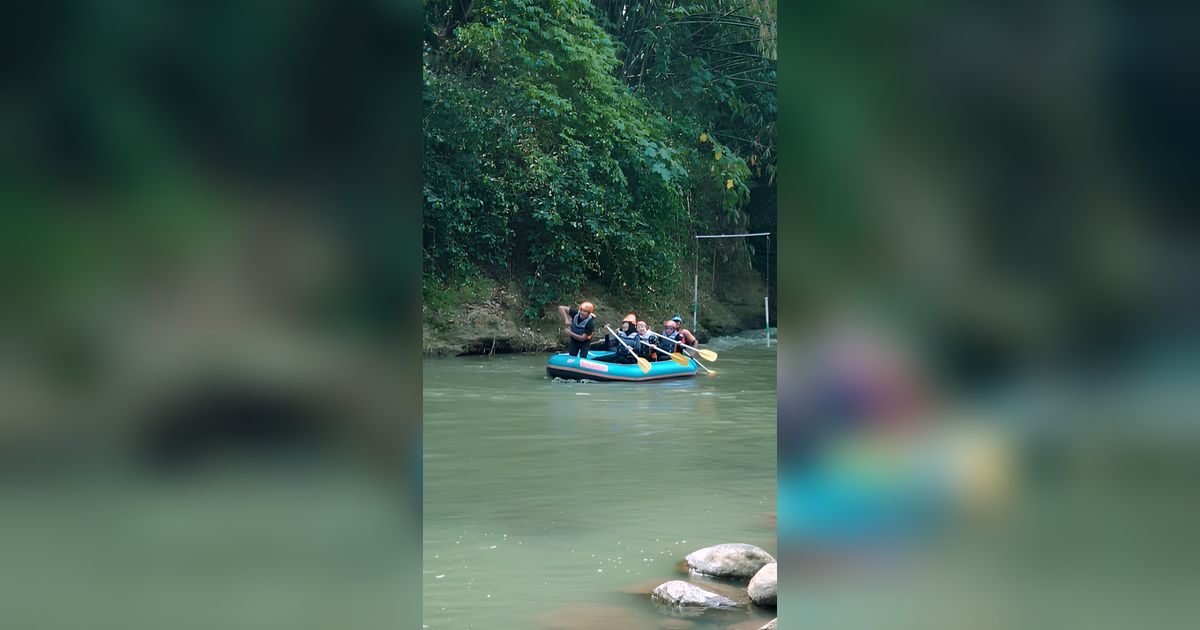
558, 305, 572, 325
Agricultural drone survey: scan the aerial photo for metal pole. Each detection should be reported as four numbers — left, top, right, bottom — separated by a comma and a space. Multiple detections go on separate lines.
693, 272, 699, 332
765, 296, 770, 346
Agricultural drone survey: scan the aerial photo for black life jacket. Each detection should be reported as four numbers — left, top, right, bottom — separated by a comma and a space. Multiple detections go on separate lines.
616, 329, 640, 356
637, 333, 655, 356
570, 312, 594, 339
658, 329, 683, 353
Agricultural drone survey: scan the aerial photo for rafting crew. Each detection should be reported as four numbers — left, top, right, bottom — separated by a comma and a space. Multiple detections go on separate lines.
558, 301, 596, 358
556, 305, 708, 365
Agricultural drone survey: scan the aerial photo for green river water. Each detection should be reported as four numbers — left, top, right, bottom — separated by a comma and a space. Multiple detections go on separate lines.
423, 331, 778, 629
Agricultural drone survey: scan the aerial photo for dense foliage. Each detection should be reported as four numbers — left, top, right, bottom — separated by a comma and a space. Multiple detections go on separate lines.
423, 0, 776, 318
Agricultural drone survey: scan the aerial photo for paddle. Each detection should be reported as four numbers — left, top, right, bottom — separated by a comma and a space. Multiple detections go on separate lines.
649, 341, 716, 375
605, 325, 652, 374
690, 355, 717, 375
648, 331, 718, 362
641, 341, 693, 367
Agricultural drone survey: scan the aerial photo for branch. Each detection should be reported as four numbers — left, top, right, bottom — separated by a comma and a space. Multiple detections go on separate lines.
718, 66, 774, 78
708, 131, 771, 148
695, 46, 766, 60
694, 35, 775, 49
673, 18, 759, 29
726, 76, 776, 87
681, 1, 761, 39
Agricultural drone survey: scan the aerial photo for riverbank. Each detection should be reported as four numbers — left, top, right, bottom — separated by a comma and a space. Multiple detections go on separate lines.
422, 272, 773, 357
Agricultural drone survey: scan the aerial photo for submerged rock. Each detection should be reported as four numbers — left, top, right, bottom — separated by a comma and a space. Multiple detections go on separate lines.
685, 543, 775, 580
538, 603, 664, 629
651, 580, 742, 609
747, 562, 777, 606
683, 577, 753, 607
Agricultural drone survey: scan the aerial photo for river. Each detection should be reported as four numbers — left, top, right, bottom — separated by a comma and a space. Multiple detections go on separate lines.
423, 331, 777, 629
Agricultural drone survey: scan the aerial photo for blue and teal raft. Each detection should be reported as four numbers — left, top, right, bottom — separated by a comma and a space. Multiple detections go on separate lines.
546, 350, 697, 382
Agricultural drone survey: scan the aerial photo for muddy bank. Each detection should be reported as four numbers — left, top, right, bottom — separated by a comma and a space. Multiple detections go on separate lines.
423, 273, 773, 357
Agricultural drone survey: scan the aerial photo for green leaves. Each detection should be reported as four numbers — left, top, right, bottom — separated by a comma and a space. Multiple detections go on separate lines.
424, 0, 774, 319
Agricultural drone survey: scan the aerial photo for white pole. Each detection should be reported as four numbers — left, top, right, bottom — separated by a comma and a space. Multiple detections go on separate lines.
764, 296, 770, 346
693, 273, 699, 332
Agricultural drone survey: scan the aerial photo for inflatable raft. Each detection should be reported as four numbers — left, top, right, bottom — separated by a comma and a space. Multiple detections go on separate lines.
546, 350, 697, 382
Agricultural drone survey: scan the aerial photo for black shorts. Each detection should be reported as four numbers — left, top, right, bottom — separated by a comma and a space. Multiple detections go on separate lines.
567, 338, 590, 358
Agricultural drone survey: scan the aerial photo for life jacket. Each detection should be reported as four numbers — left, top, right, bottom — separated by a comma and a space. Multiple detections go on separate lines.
570, 312, 594, 339
658, 329, 683, 353
637, 333, 655, 357
615, 329, 640, 356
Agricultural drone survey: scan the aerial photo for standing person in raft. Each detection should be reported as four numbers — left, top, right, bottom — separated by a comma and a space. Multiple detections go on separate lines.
558, 301, 596, 358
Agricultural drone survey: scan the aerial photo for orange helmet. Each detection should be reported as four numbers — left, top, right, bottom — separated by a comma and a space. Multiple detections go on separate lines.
580, 301, 595, 313
622, 313, 636, 324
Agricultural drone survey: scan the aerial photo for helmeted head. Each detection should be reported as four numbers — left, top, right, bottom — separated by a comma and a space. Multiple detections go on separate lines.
636, 321, 648, 334
623, 313, 636, 325
671, 315, 684, 325
663, 319, 679, 331
579, 301, 595, 315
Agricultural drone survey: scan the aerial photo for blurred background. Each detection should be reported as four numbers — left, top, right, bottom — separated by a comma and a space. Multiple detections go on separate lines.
5, 0, 1199, 627
0, 1, 423, 628
779, 1, 1199, 628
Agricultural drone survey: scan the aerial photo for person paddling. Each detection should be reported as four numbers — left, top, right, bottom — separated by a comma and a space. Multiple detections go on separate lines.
635, 320, 657, 360
611, 314, 641, 364
656, 318, 686, 355
558, 301, 596, 358
668, 315, 698, 356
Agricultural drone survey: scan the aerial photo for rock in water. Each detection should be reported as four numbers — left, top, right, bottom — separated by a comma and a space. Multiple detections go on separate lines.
684, 543, 775, 579
747, 562, 777, 606
760, 618, 777, 629
650, 580, 741, 609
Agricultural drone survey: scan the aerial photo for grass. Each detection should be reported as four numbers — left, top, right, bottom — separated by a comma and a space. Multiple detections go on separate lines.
422, 277, 497, 330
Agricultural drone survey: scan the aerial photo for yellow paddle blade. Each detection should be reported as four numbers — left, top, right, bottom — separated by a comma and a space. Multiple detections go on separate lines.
636, 357, 651, 374
697, 348, 718, 362
669, 352, 691, 367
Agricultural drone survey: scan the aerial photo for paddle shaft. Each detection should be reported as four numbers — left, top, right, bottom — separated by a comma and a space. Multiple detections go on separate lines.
652, 341, 714, 373
647, 330, 715, 360
642, 341, 692, 367
691, 357, 715, 374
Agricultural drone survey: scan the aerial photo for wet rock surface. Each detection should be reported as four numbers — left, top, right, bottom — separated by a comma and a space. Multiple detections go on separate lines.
685, 543, 776, 580
651, 580, 743, 609
747, 562, 777, 606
